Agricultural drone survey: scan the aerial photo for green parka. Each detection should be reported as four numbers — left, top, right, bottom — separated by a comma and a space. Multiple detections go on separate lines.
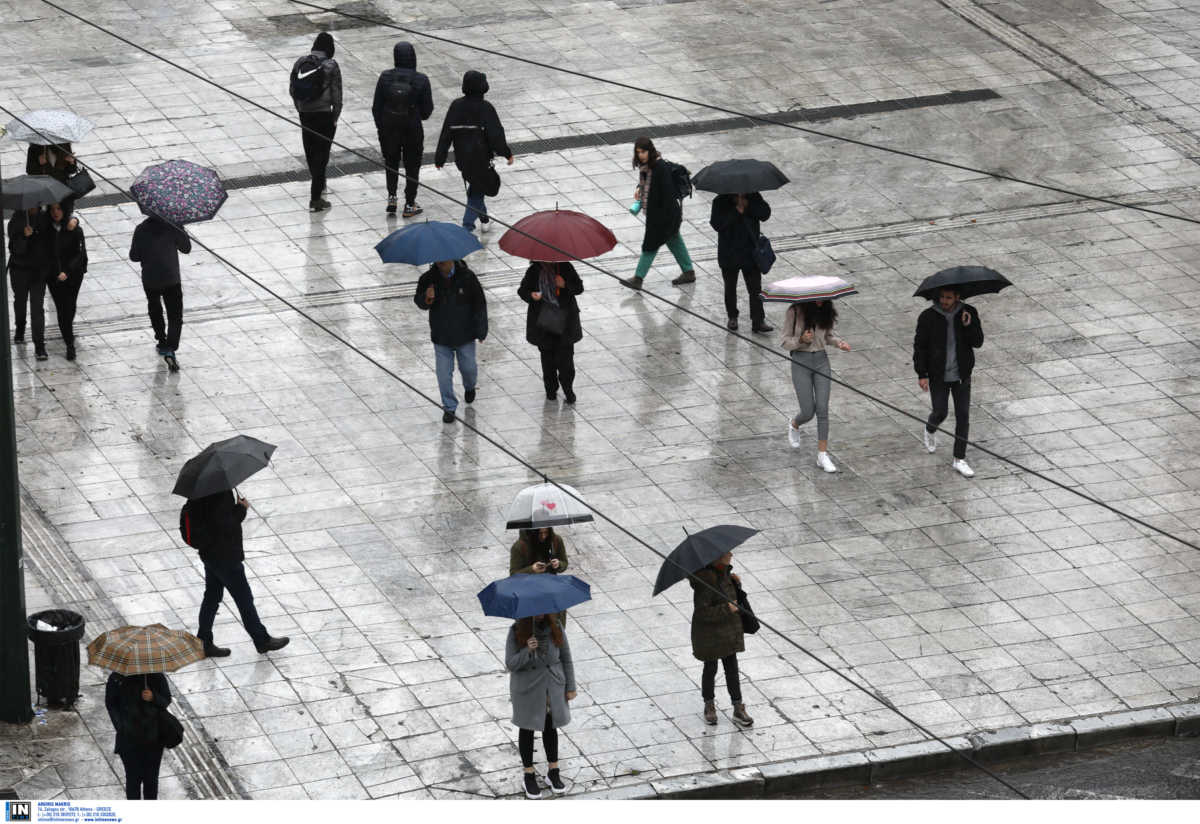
690, 565, 744, 662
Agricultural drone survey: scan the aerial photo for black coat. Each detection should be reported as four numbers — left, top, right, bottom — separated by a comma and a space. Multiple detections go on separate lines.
517, 262, 583, 347
25, 144, 77, 183
413, 261, 488, 347
371, 42, 434, 132
130, 218, 191, 290
38, 213, 86, 289
190, 491, 247, 564
913, 302, 984, 382
434, 71, 512, 187
7, 210, 42, 274
642, 158, 682, 252
105, 672, 171, 755
710, 193, 770, 270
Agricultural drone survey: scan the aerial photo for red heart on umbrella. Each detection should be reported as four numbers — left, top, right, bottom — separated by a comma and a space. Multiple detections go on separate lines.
541, 501, 557, 510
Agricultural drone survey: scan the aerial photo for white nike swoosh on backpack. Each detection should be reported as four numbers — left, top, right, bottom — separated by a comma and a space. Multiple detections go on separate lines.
297, 68, 320, 79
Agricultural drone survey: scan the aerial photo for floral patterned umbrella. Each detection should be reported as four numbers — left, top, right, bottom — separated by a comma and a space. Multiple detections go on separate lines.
131, 159, 227, 225
5, 109, 95, 144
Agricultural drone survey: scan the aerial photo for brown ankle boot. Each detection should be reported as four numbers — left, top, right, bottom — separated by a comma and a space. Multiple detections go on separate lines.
732, 702, 753, 727
703, 700, 717, 725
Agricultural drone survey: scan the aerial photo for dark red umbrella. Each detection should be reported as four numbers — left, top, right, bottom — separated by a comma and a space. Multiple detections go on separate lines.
498, 208, 617, 263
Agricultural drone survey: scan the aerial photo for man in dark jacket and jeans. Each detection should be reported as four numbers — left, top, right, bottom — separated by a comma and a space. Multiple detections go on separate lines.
130, 216, 190, 358
291, 32, 342, 213
414, 259, 488, 422
913, 286, 984, 477
190, 490, 289, 656
434, 71, 513, 233
372, 41, 434, 217
710, 192, 773, 333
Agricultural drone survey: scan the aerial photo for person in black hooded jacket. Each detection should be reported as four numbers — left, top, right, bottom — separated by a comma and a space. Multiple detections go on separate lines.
434, 70, 513, 233
710, 192, 773, 333
291, 31, 342, 213
39, 203, 85, 361
373, 41, 434, 217
8, 206, 47, 357
105, 671, 171, 799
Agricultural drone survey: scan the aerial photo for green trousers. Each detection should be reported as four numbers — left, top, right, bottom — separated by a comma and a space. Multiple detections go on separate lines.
634, 233, 693, 280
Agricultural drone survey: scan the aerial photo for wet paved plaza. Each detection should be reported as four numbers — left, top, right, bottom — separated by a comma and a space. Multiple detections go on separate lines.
3, 0, 1200, 800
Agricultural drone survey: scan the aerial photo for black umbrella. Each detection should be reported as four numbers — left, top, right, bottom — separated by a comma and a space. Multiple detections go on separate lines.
914, 266, 1012, 300
1, 175, 73, 210
172, 435, 276, 499
692, 159, 789, 195
652, 525, 759, 596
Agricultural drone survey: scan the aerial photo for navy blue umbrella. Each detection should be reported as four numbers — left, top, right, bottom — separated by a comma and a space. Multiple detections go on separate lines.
478, 574, 591, 619
375, 220, 483, 265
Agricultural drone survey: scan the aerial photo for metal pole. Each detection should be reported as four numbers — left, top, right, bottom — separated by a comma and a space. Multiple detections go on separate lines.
0, 129, 34, 723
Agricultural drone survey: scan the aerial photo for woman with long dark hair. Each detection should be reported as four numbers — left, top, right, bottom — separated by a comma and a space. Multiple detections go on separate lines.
39, 203, 86, 361
781, 299, 851, 472
619, 137, 695, 290
691, 550, 752, 727
506, 614, 576, 798
510, 526, 569, 576
517, 261, 583, 404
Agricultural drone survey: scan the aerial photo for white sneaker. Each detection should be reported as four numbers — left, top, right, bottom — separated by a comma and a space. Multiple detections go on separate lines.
923, 429, 936, 453
787, 422, 802, 448
952, 459, 975, 478
479, 219, 492, 234
816, 451, 838, 473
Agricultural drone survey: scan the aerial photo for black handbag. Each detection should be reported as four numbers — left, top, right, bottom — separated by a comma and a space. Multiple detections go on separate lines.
482, 164, 502, 198
157, 707, 184, 749
735, 580, 759, 634
536, 302, 568, 337
66, 167, 96, 198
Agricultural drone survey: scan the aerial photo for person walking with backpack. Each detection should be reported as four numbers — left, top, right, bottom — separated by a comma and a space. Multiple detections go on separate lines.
184, 490, 289, 656
290, 31, 342, 213
372, 41, 434, 217
434, 71, 513, 234
711, 192, 773, 333
913, 286, 984, 478
414, 258, 488, 422
105, 671, 171, 799
506, 614, 576, 798
619, 137, 695, 291
130, 216, 191, 369
39, 202, 85, 361
517, 261, 583, 404
691, 550, 753, 728
782, 300, 851, 473
8, 205, 47, 360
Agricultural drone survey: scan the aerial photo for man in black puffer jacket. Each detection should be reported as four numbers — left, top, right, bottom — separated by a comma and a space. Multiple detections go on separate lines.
434, 71, 513, 233
414, 259, 488, 423
372, 41, 434, 217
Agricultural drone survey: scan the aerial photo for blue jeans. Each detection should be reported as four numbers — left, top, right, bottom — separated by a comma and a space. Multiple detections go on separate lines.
434, 341, 477, 411
463, 180, 488, 230
197, 557, 268, 644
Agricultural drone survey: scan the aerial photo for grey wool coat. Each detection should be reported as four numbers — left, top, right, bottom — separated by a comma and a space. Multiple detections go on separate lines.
505, 621, 576, 730
690, 565, 745, 662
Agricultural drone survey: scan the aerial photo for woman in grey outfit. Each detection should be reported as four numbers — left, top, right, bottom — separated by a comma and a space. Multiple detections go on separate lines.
782, 300, 851, 473
506, 614, 576, 798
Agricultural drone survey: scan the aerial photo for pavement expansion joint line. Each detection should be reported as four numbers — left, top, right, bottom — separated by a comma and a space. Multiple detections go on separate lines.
16, 492, 246, 801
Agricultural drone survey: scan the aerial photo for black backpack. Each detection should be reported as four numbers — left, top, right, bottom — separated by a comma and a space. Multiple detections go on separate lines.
290, 54, 328, 104
381, 72, 416, 122
179, 500, 211, 550
665, 160, 693, 201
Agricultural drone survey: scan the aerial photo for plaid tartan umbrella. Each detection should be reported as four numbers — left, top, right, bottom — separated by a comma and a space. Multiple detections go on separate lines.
87, 624, 205, 675
131, 159, 227, 225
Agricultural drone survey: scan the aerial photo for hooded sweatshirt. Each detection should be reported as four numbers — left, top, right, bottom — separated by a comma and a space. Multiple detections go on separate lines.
293, 32, 342, 119
371, 41, 434, 130
130, 217, 192, 290
434, 70, 512, 184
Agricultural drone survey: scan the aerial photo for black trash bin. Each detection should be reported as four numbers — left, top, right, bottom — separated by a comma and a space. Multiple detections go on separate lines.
27, 609, 85, 708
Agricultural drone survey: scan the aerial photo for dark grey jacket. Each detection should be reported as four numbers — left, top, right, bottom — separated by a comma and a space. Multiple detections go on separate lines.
292, 51, 342, 119
413, 261, 488, 347
372, 42, 434, 130
506, 621, 576, 730
130, 218, 191, 289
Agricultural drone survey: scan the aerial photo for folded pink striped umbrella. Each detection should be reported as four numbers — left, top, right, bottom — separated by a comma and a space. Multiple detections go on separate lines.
87, 624, 205, 675
761, 274, 857, 303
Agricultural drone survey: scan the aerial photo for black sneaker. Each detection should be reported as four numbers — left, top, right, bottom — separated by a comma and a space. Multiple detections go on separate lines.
309, 198, 330, 213
35, 347, 48, 361
442, 410, 455, 423
402, 202, 423, 218
563, 391, 576, 405
203, 641, 231, 658
386, 196, 398, 214
547, 768, 566, 795
254, 635, 290, 654
752, 321, 774, 334
671, 270, 696, 285
65, 345, 76, 361
546, 391, 557, 401
726, 317, 738, 331
156, 344, 172, 356
620, 276, 643, 291
12, 328, 24, 344
522, 773, 542, 799
464, 388, 476, 404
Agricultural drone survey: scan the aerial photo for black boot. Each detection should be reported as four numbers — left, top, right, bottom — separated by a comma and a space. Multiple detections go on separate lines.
13, 327, 24, 343
203, 641, 231, 658
254, 635, 290, 654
